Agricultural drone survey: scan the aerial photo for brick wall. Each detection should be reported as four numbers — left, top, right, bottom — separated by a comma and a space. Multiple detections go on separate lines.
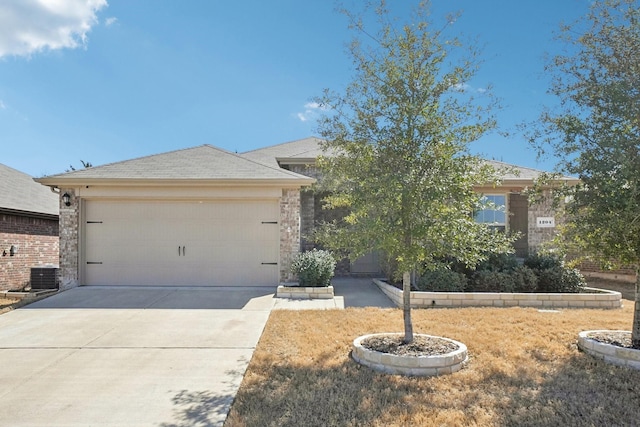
288, 165, 363, 276
577, 259, 637, 277
280, 188, 301, 283
58, 188, 79, 290
0, 213, 58, 291
300, 189, 315, 251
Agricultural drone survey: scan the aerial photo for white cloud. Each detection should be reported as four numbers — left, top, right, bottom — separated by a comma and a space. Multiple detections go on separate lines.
452, 83, 470, 92
0, 0, 108, 58
105, 16, 117, 27
296, 102, 327, 122
450, 82, 489, 94
0, 100, 6, 109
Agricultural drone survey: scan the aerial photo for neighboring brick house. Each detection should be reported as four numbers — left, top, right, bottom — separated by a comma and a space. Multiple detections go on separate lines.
0, 164, 59, 291
242, 137, 578, 275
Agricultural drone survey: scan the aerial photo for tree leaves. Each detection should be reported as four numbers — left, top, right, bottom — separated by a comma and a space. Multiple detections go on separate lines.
313, 1, 514, 276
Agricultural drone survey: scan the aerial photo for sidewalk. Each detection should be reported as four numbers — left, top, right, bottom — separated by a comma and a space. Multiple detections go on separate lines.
272, 277, 396, 310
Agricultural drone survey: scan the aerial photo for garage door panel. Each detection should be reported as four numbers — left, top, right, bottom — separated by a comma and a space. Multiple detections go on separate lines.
84, 200, 280, 286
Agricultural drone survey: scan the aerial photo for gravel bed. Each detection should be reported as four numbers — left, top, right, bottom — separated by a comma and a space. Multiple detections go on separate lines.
362, 334, 459, 356
587, 331, 637, 349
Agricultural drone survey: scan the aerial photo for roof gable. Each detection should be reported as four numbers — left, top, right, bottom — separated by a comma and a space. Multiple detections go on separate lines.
242, 137, 327, 167
38, 145, 314, 185
0, 164, 58, 216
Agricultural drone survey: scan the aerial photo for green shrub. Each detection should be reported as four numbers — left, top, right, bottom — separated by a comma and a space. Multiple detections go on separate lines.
476, 252, 519, 272
524, 253, 585, 293
536, 266, 586, 293
381, 254, 401, 285
511, 265, 538, 292
411, 252, 584, 294
468, 270, 515, 292
417, 269, 467, 292
290, 249, 336, 287
524, 253, 562, 271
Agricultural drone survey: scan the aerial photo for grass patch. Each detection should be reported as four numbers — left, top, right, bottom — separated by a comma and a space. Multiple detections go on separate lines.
227, 291, 639, 426
0, 297, 18, 310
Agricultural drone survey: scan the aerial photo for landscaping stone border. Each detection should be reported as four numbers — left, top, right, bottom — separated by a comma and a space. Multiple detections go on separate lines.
0, 290, 59, 315
1, 289, 58, 301
352, 333, 468, 376
373, 279, 621, 309
578, 330, 640, 370
276, 285, 334, 299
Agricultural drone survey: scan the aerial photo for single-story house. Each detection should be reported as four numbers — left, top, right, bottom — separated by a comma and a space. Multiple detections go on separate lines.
1, 164, 59, 291
37, 138, 576, 289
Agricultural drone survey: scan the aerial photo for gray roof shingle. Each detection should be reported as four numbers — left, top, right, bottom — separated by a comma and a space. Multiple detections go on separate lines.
38, 145, 314, 184
243, 137, 575, 182
0, 164, 58, 216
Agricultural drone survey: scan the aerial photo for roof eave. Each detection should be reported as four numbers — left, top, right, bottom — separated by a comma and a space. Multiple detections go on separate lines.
35, 177, 316, 188
475, 177, 580, 189
0, 207, 58, 220
277, 158, 317, 166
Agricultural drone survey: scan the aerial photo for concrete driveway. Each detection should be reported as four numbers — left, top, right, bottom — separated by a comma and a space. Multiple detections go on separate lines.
0, 286, 275, 427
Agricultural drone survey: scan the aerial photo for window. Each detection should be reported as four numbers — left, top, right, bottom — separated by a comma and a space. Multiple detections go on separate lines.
475, 194, 506, 232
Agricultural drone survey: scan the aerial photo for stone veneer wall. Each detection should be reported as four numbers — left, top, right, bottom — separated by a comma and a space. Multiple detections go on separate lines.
0, 213, 58, 291
58, 188, 79, 290
280, 188, 301, 283
528, 189, 558, 253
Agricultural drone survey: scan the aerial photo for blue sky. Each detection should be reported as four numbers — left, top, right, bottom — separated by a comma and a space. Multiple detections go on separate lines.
1, 0, 590, 177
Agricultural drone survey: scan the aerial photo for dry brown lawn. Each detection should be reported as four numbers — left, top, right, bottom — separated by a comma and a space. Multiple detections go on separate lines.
227, 285, 640, 427
0, 297, 19, 311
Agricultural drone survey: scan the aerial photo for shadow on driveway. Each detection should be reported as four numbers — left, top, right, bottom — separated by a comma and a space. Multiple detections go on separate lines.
23, 286, 277, 310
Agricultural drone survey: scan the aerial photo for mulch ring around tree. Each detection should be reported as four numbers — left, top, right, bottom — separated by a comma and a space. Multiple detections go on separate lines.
361, 334, 459, 357
588, 331, 639, 349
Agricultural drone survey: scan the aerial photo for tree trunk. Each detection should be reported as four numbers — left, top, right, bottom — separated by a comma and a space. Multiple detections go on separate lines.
633, 268, 640, 348
402, 271, 414, 344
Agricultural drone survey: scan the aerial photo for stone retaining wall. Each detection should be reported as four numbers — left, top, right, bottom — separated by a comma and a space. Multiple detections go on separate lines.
578, 331, 640, 370
374, 279, 621, 309
276, 285, 334, 299
352, 333, 468, 376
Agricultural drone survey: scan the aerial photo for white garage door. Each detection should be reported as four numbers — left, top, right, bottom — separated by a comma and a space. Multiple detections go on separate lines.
83, 200, 280, 286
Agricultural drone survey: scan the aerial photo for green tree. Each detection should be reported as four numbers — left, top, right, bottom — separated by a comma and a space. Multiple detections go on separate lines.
531, 0, 640, 347
314, 1, 515, 343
